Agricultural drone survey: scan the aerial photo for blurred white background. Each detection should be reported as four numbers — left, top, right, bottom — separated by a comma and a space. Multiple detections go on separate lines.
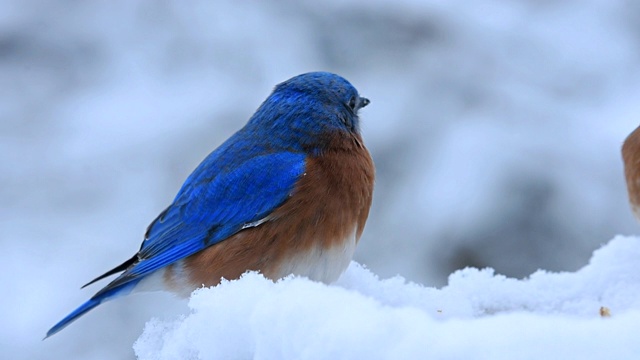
2, 0, 640, 359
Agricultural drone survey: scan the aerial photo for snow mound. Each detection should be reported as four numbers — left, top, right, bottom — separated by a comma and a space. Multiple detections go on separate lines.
134, 236, 640, 359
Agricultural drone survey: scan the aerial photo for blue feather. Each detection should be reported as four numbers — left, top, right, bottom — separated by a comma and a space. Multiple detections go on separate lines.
45, 281, 138, 339
93, 151, 306, 295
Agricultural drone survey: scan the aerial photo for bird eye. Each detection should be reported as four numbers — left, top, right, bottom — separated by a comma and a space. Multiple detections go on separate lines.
348, 96, 357, 111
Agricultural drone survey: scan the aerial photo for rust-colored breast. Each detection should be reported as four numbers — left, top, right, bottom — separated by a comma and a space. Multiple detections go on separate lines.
622, 125, 640, 221
180, 132, 375, 289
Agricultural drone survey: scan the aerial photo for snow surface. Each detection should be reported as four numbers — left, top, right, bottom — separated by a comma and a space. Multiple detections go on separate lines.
134, 236, 640, 360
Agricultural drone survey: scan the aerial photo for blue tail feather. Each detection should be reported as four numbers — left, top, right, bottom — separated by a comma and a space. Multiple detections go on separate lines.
45, 280, 138, 339
45, 298, 102, 339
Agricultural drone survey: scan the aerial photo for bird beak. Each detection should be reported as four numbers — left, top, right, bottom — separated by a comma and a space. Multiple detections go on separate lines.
360, 97, 370, 109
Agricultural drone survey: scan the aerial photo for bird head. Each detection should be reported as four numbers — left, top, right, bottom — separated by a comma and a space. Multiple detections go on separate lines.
246, 72, 369, 151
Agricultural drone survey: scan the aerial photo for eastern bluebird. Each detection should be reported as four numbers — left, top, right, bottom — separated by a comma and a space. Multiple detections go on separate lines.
46, 72, 375, 338
623, 125, 640, 221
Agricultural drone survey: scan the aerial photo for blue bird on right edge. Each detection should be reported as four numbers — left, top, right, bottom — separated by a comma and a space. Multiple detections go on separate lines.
46, 72, 375, 338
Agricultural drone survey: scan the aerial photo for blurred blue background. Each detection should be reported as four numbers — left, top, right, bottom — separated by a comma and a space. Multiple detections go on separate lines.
3, 0, 640, 358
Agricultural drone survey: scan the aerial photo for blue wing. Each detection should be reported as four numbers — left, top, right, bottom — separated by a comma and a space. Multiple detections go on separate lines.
46, 144, 306, 338
102, 149, 307, 293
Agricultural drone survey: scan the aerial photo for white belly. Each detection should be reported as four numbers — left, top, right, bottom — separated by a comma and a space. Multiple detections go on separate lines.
274, 229, 357, 283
